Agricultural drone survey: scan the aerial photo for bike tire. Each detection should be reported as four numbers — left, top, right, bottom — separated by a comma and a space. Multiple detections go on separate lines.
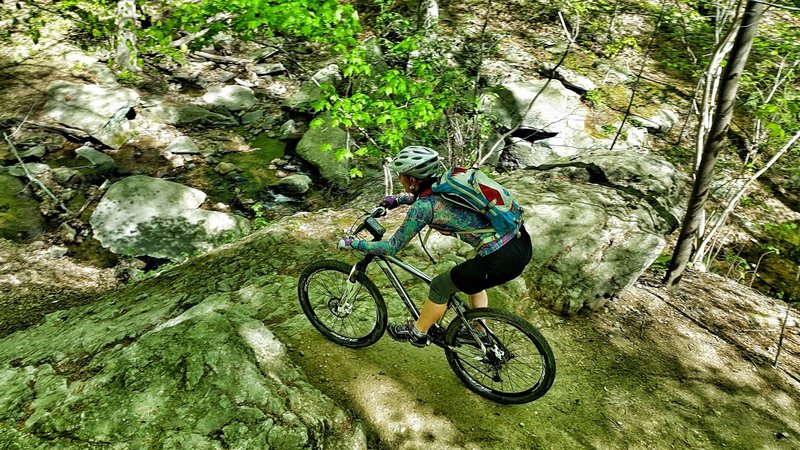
444, 308, 556, 404
298, 259, 387, 348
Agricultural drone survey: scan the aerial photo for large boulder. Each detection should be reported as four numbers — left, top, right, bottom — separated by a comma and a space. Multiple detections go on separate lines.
90, 176, 250, 260
295, 123, 350, 189
481, 79, 589, 138
43, 81, 139, 149
505, 150, 686, 314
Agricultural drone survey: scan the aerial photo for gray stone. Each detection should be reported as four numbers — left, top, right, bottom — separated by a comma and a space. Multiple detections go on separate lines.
279, 120, 306, 140
166, 136, 201, 154
7, 163, 50, 177
43, 81, 139, 149
51, 167, 81, 184
253, 63, 286, 76
145, 104, 238, 127
295, 122, 350, 189
241, 110, 264, 124
538, 63, 597, 94
47, 246, 68, 258
76, 146, 115, 171
18, 145, 46, 160
633, 109, 680, 134
215, 162, 239, 175
271, 174, 312, 195
284, 64, 342, 110
498, 137, 554, 170
481, 79, 589, 138
203, 85, 257, 111
503, 149, 687, 314
625, 126, 650, 150
90, 176, 250, 260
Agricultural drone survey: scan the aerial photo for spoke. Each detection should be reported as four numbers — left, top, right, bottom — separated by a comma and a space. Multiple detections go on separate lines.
306, 268, 379, 340
453, 316, 549, 395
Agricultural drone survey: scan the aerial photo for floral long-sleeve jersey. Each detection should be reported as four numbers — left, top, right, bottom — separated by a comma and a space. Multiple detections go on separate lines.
351, 193, 517, 257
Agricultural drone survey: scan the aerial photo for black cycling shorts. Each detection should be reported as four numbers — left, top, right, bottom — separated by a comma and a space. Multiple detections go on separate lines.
450, 226, 533, 295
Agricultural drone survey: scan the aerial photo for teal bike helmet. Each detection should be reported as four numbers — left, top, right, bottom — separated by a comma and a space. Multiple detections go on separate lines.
389, 146, 440, 178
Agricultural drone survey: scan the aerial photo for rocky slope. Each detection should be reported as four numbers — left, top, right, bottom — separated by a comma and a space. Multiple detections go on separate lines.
1, 204, 799, 449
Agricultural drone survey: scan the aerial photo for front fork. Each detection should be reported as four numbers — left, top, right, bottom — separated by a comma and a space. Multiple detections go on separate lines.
342, 255, 374, 304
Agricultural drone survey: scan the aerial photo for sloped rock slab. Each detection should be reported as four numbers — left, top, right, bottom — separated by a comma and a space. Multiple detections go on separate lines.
90, 176, 250, 260
0, 290, 367, 449
43, 81, 139, 149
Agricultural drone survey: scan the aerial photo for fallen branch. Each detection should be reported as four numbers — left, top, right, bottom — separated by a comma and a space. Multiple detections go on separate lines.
22, 121, 92, 141
192, 51, 254, 65
3, 132, 66, 211
68, 179, 111, 220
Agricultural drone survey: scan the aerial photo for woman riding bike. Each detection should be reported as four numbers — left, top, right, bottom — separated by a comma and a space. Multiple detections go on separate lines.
337, 145, 533, 347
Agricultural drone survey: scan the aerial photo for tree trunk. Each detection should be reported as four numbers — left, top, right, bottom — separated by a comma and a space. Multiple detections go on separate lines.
116, 0, 140, 72
663, 0, 766, 288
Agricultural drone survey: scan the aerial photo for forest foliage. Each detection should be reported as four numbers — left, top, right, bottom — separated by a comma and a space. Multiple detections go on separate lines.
2, 0, 799, 299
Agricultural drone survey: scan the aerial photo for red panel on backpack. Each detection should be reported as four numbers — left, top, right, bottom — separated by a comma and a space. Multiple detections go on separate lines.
479, 184, 505, 205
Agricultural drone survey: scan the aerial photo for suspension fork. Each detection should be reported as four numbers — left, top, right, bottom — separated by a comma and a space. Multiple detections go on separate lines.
343, 255, 374, 302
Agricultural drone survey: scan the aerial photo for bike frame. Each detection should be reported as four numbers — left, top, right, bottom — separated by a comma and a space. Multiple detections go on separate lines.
346, 253, 475, 349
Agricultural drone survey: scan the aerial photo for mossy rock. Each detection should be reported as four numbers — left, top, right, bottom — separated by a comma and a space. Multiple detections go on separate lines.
0, 174, 45, 241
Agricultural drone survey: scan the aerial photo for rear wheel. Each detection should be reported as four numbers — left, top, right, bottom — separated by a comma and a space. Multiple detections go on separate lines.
444, 308, 556, 404
298, 259, 387, 348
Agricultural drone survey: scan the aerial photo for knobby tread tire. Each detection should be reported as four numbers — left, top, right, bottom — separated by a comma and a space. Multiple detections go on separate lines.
444, 308, 556, 404
298, 259, 387, 348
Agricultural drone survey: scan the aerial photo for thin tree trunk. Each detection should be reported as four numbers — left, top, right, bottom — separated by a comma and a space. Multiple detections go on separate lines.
664, 0, 766, 288
692, 128, 800, 265
116, 0, 140, 72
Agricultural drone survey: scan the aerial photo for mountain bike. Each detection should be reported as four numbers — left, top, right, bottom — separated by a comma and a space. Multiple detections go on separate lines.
297, 206, 556, 404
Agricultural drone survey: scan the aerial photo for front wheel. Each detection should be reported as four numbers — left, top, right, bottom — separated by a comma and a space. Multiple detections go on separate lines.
298, 259, 387, 348
444, 308, 556, 404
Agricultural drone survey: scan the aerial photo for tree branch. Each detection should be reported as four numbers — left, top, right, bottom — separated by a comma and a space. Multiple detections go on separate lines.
3, 133, 66, 211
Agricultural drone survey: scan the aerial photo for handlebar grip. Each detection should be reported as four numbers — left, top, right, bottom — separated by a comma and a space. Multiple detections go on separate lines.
372, 206, 387, 218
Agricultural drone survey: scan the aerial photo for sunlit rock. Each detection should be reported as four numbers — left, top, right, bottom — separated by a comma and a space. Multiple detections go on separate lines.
43, 81, 139, 149
90, 176, 250, 260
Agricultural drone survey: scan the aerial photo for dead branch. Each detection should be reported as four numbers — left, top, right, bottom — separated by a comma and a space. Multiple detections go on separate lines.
192, 51, 253, 65
3, 132, 66, 211
68, 179, 111, 220
22, 121, 92, 141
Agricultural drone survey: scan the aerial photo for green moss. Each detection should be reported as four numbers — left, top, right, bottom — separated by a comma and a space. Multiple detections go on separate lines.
219, 136, 286, 199
0, 174, 45, 241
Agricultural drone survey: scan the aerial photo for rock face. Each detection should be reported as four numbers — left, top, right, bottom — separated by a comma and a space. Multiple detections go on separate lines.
481, 79, 588, 137
43, 81, 139, 149
504, 149, 686, 314
481, 79, 607, 169
90, 176, 250, 260
0, 281, 367, 449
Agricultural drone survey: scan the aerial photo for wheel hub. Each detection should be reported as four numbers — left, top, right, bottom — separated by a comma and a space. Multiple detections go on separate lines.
328, 297, 353, 318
